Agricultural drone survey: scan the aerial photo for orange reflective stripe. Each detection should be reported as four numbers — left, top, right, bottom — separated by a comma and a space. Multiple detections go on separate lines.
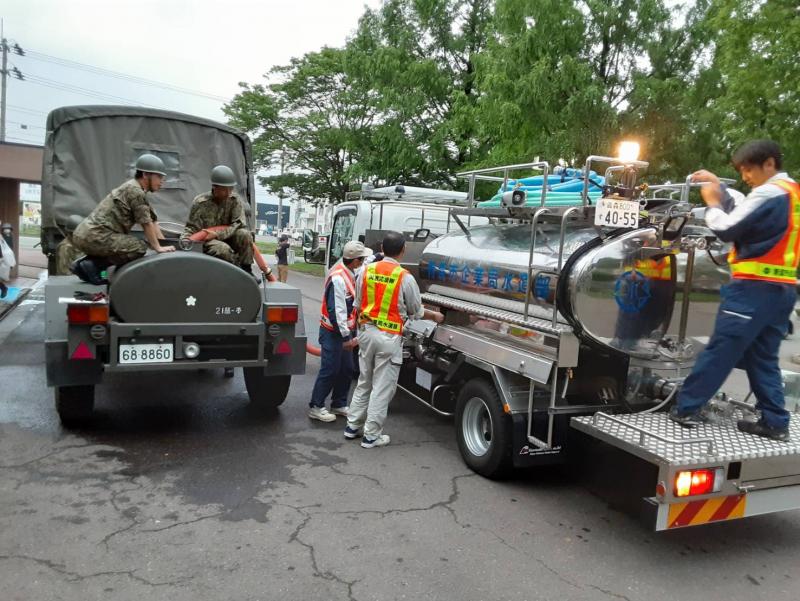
360, 261, 407, 334
730, 180, 800, 284
320, 263, 357, 331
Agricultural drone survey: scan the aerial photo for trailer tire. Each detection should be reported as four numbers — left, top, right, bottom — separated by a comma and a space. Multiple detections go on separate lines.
55, 385, 95, 426
243, 369, 290, 410
455, 378, 513, 479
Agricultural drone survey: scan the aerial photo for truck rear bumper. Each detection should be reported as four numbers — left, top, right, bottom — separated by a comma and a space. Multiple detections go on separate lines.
46, 320, 306, 387
652, 483, 800, 530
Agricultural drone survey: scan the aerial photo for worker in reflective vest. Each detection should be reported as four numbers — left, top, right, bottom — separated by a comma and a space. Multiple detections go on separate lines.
670, 140, 799, 441
345, 231, 444, 448
308, 241, 372, 423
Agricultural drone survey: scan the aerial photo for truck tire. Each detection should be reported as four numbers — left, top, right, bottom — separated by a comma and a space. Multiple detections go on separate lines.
55, 385, 95, 426
455, 378, 513, 479
243, 369, 290, 410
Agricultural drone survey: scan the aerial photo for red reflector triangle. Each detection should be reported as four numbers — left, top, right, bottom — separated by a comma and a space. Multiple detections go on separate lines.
275, 340, 292, 355
71, 341, 94, 360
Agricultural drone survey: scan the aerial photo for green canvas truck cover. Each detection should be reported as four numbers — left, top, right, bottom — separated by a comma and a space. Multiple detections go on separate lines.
41, 105, 255, 254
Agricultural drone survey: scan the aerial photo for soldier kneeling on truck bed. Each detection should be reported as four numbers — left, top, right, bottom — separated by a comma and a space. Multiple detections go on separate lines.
181, 165, 256, 275
70, 153, 176, 284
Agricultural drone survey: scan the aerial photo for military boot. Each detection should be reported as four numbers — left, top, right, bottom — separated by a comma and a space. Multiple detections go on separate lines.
70, 257, 109, 286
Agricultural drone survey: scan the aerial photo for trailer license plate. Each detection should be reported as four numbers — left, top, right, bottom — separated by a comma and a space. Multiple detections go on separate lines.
594, 197, 639, 229
119, 343, 174, 364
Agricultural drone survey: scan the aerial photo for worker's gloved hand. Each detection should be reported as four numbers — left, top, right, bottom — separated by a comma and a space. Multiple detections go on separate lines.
343, 337, 359, 350
431, 311, 445, 324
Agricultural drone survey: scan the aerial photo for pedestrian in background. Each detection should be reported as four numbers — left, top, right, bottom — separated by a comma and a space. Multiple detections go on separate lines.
308, 241, 372, 422
345, 231, 443, 448
275, 234, 290, 282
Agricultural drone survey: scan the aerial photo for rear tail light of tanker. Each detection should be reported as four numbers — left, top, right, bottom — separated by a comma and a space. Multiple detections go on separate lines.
673, 468, 724, 498
265, 306, 298, 324
67, 303, 109, 325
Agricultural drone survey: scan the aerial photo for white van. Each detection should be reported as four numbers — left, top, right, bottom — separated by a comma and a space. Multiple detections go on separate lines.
306, 186, 486, 270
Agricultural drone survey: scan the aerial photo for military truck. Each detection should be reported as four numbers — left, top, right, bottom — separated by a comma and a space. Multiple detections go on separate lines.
41, 106, 306, 425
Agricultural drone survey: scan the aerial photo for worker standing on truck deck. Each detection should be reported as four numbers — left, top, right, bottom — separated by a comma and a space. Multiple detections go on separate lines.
670, 140, 799, 441
181, 165, 256, 275
71, 153, 175, 284
308, 240, 372, 422
275, 235, 290, 282
345, 231, 443, 448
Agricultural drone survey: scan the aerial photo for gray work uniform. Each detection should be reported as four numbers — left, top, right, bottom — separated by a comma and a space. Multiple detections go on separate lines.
346, 258, 424, 439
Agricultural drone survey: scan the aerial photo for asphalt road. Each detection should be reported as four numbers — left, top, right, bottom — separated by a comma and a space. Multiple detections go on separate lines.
1, 272, 800, 601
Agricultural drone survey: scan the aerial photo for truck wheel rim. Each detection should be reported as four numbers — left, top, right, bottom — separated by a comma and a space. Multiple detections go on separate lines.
462, 397, 492, 457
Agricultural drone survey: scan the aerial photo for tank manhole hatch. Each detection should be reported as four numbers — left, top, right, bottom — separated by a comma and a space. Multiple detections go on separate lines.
571, 411, 800, 467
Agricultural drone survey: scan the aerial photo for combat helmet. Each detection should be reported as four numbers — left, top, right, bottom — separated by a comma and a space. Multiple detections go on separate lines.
211, 165, 237, 187
135, 153, 167, 176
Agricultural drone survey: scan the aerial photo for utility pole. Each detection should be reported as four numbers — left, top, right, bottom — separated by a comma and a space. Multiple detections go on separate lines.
277, 147, 285, 233
0, 22, 24, 144
1, 21, 8, 143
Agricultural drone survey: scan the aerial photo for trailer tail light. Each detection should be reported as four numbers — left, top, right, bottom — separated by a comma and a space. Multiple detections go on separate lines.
265, 306, 298, 324
67, 303, 109, 325
674, 468, 724, 497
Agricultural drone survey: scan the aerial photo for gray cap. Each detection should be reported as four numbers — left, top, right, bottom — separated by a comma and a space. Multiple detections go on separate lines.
134, 153, 166, 176
343, 240, 372, 260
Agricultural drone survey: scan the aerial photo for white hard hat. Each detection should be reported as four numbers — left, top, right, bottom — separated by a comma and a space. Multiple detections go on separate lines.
343, 240, 372, 260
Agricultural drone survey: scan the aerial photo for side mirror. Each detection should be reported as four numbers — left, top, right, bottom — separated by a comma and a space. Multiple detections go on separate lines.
413, 228, 431, 241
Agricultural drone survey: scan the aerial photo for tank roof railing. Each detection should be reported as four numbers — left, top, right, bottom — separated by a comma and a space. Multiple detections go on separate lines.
345, 186, 467, 206
456, 161, 551, 208
582, 155, 649, 207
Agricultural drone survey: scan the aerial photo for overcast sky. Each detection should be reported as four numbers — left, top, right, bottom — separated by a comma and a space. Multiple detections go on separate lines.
1, 0, 380, 205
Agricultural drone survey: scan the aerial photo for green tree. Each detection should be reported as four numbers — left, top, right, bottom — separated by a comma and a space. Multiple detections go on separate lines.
224, 47, 377, 204
349, 0, 493, 187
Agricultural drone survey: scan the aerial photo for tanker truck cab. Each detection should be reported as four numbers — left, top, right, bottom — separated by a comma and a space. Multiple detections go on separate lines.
395, 156, 800, 531
41, 106, 306, 425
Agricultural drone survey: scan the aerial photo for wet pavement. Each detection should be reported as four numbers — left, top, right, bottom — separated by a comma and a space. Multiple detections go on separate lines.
1, 274, 800, 601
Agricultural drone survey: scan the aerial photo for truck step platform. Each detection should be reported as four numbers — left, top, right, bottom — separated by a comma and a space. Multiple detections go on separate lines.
571, 410, 800, 467
570, 410, 800, 530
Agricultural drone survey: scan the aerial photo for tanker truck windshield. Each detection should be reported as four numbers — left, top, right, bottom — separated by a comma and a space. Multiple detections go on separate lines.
391, 153, 800, 531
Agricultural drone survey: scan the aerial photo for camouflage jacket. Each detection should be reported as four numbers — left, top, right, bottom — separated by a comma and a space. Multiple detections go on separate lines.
181, 192, 247, 242
79, 179, 156, 235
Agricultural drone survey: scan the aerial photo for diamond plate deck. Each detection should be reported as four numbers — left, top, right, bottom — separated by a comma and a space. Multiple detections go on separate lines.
572, 411, 800, 467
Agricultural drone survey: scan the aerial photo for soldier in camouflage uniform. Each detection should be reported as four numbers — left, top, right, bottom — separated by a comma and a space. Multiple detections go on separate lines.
71, 154, 175, 284
181, 165, 255, 272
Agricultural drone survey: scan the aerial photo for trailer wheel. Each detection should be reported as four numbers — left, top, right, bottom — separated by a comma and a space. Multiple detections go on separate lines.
55, 385, 95, 426
243, 369, 291, 410
455, 378, 513, 479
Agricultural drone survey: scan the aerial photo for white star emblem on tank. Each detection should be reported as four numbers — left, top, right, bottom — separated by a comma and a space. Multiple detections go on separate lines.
186, 295, 197, 307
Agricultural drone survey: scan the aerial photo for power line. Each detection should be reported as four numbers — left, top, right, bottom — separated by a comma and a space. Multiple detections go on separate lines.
8, 104, 47, 116
22, 72, 166, 109
22, 48, 229, 103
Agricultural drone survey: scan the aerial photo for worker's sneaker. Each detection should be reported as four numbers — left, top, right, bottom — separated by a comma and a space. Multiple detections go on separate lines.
361, 434, 390, 449
70, 257, 108, 286
308, 407, 337, 423
343, 426, 362, 439
0, 282, 7, 299
737, 419, 790, 442
330, 406, 348, 417
668, 406, 709, 428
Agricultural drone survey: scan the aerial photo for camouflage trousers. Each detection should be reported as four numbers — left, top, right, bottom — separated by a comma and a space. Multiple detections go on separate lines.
73, 223, 147, 266
54, 237, 84, 275
203, 229, 254, 266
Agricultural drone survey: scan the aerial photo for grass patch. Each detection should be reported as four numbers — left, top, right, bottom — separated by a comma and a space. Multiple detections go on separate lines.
256, 241, 324, 277
21, 224, 41, 238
